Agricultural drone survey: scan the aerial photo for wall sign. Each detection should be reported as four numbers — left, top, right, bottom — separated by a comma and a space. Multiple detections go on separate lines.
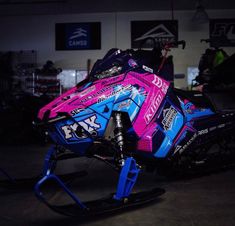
55, 22, 101, 50
210, 19, 235, 47
131, 20, 178, 48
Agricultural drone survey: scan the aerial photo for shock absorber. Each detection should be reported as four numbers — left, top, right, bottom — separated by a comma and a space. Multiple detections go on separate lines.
114, 112, 125, 166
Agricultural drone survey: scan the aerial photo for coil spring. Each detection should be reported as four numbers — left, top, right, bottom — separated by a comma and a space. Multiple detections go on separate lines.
114, 112, 125, 165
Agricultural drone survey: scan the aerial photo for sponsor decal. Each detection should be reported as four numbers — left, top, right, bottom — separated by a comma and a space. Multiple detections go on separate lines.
198, 128, 209, 136
118, 100, 132, 110
134, 24, 174, 42
61, 115, 100, 139
144, 92, 163, 124
210, 19, 235, 47
68, 27, 88, 48
69, 28, 87, 39
162, 106, 177, 131
128, 59, 138, 68
101, 76, 122, 85
173, 145, 182, 155
174, 133, 197, 155
71, 108, 84, 116
143, 65, 153, 73
218, 123, 225, 128
184, 101, 207, 114
152, 75, 169, 94
97, 85, 132, 103
79, 86, 96, 97
152, 75, 163, 88
196, 123, 228, 136
55, 22, 101, 50
80, 85, 115, 103
131, 20, 178, 48
209, 126, 217, 132
161, 83, 169, 94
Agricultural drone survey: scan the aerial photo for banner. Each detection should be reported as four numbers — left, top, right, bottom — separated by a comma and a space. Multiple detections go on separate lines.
131, 20, 178, 48
55, 22, 101, 50
210, 19, 235, 47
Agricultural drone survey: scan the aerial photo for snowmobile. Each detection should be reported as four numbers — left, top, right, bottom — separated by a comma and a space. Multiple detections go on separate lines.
34, 39, 235, 217
193, 38, 235, 91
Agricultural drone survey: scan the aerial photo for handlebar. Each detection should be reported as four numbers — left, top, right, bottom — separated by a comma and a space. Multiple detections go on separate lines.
200, 38, 222, 49
164, 40, 186, 49
139, 37, 186, 50
156, 40, 185, 74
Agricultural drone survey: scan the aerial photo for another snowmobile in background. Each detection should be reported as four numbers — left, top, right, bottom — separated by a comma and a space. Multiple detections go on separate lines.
34, 39, 235, 217
193, 39, 235, 91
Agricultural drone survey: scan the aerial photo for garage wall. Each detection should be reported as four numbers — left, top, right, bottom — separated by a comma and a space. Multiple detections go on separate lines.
0, 9, 235, 88
117, 10, 235, 88
0, 13, 116, 70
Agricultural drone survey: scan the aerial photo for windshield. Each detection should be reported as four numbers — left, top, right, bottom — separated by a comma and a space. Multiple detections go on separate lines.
88, 46, 164, 81
89, 49, 137, 80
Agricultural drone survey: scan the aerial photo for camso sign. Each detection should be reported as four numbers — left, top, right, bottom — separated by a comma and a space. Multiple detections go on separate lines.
55, 22, 101, 50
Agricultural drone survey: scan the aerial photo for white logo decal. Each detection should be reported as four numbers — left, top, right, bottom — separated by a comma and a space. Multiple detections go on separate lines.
143, 65, 153, 73
144, 92, 163, 124
69, 28, 87, 40
61, 115, 100, 140
152, 75, 169, 94
162, 106, 177, 131
152, 75, 163, 88
97, 85, 132, 103
134, 24, 174, 42
218, 123, 225, 128
118, 100, 132, 109
161, 83, 169, 94
79, 86, 96, 97
174, 133, 197, 155
212, 23, 235, 40
173, 145, 182, 155
198, 128, 208, 136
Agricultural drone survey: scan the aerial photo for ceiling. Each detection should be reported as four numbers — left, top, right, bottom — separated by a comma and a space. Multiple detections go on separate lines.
0, 0, 235, 15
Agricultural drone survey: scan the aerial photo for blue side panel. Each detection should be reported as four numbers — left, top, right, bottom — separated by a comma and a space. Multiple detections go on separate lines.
154, 100, 184, 158
130, 86, 146, 107
53, 111, 108, 155
89, 99, 114, 120
180, 99, 214, 121
113, 99, 140, 122
154, 96, 215, 158
113, 85, 133, 103
174, 122, 194, 146
154, 131, 172, 158
166, 111, 184, 140
113, 85, 146, 121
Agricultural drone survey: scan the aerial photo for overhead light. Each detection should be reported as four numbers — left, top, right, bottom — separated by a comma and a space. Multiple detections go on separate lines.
192, 0, 209, 24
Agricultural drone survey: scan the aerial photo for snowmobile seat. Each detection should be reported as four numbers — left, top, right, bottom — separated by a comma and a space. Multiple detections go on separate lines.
173, 88, 216, 112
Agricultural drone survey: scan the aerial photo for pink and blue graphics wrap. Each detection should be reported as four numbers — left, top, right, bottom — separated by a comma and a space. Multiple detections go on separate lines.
38, 71, 183, 158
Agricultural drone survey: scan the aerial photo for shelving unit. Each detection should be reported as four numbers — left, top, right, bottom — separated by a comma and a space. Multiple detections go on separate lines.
32, 73, 62, 97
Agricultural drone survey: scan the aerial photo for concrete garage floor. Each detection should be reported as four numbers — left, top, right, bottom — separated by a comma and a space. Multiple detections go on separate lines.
1, 144, 235, 226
